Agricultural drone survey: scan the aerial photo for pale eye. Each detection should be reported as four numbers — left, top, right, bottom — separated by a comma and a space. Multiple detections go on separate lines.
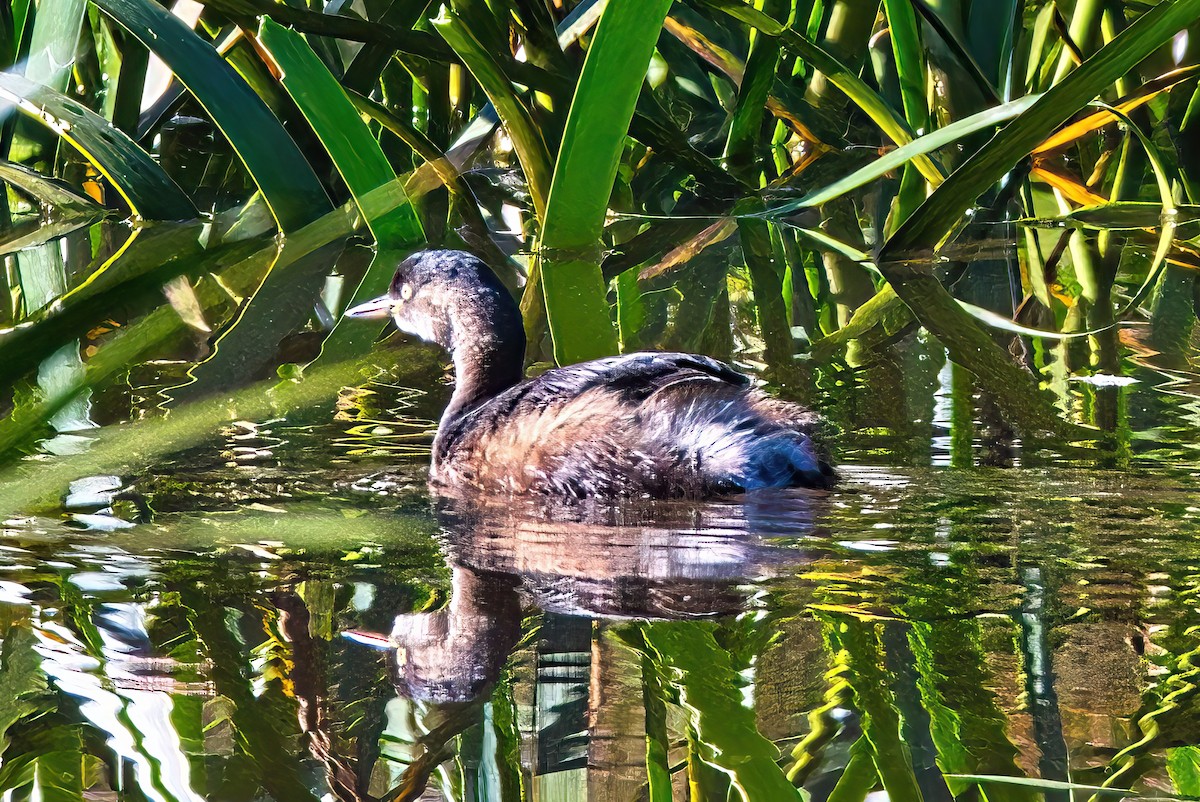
399, 284, 413, 301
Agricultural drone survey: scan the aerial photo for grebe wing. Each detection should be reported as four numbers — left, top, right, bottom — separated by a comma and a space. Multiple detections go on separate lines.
499, 351, 748, 414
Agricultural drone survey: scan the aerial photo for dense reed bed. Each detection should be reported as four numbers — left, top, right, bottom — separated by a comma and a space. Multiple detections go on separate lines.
0, 0, 1197, 464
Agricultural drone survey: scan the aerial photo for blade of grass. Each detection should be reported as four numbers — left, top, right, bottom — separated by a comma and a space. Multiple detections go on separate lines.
536, 0, 673, 363
883, 0, 930, 227
858, 0, 1200, 433
1023, 202, 1200, 230
1101, 103, 1177, 318
1023, 2, 1057, 91
946, 775, 1141, 797
884, 0, 1200, 257
1031, 164, 1110, 206
726, 0, 791, 370
703, 0, 946, 186
10, 176, 410, 435
432, 8, 553, 219
909, 0, 1001, 104
437, 0, 607, 177
724, 0, 779, 175
342, 0, 431, 92
0, 211, 102, 254
90, 0, 332, 231
826, 738, 879, 802
959, 300, 1114, 341
90, 0, 340, 399
0, 159, 106, 214
23, 0, 85, 90
836, 619, 924, 802
0, 74, 197, 220
758, 94, 1041, 216
1033, 65, 1200, 153
188, 0, 452, 60
258, 19, 425, 363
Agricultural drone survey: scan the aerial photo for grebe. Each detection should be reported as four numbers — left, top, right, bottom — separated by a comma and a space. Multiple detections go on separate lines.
345, 249, 832, 498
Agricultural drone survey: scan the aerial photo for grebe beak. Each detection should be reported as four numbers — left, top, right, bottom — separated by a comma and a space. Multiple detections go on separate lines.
343, 295, 394, 320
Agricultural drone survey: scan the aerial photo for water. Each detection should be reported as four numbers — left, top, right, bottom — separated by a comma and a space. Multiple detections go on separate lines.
4, 340, 1200, 802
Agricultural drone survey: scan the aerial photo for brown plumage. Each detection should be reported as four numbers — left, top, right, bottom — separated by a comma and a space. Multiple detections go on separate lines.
345, 250, 833, 498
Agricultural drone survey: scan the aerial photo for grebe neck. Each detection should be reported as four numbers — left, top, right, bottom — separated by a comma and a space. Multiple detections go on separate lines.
440, 309, 525, 429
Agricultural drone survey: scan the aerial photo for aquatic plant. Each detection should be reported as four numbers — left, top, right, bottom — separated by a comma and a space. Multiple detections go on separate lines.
0, 0, 1196, 467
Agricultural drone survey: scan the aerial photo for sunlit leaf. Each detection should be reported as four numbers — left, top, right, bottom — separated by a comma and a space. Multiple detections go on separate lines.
759, 95, 1040, 217
1034, 65, 1200, 153
884, 0, 1200, 256
1030, 164, 1110, 207
536, 0, 672, 363
258, 19, 425, 363
0, 159, 107, 214
703, 0, 946, 185
90, 0, 332, 231
0, 73, 196, 220
433, 7, 553, 219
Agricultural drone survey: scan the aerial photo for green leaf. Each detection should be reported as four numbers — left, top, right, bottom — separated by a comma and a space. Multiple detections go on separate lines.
433, 7, 554, 219
0, 159, 104, 214
910, 0, 1002, 104
1104, 102, 1178, 319
883, 0, 1200, 257
1168, 746, 1200, 796
0, 222, 211, 389
0, 73, 197, 220
723, 0, 780, 174
826, 738, 878, 802
703, 0, 945, 186
0, 625, 48, 751
258, 20, 420, 250
882, 0, 930, 226
882, 0, 928, 130
101, 0, 343, 401
1023, 202, 1200, 230
0, 178, 417, 466
257, 19, 424, 363
537, 0, 672, 364
0, 726, 92, 802
90, 0, 332, 232
945, 775, 1143, 797
0, 212, 103, 255
758, 95, 1041, 217
959, 300, 1113, 341
23, 0, 86, 90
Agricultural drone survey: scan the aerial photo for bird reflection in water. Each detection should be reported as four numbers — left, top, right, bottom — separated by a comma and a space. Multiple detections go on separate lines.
354, 490, 825, 801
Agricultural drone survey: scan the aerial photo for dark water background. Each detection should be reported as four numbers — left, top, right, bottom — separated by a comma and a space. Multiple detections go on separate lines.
4, 332, 1200, 801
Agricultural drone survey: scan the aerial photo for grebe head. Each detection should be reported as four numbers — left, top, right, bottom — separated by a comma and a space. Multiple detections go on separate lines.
344, 249, 522, 353
345, 250, 526, 422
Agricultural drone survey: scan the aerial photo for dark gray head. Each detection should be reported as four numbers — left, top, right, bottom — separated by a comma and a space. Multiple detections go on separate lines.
344, 249, 524, 356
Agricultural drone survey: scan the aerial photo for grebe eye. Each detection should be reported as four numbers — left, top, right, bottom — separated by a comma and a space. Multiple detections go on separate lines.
399, 283, 413, 301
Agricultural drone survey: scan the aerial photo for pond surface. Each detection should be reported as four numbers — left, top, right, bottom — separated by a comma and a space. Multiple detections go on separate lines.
3, 341, 1200, 802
